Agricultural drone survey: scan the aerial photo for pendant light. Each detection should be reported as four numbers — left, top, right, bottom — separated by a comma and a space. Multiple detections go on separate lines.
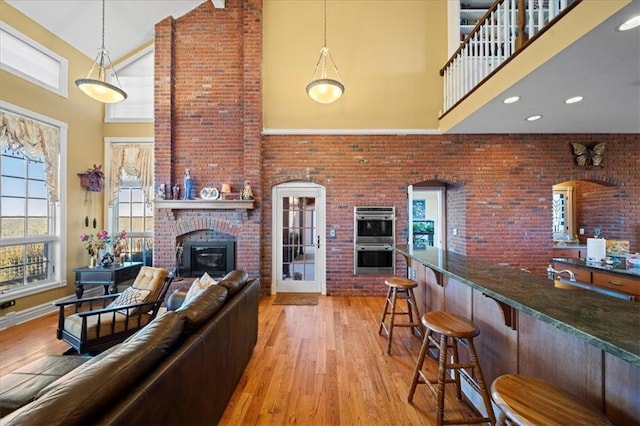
75, 0, 127, 103
306, 0, 344, 104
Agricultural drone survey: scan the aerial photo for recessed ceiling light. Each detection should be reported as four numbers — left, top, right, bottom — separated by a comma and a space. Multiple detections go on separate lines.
565, 96, 584, 104
503, 96, 520, 104
526, 115, 542, 122
619, 15, 640, 31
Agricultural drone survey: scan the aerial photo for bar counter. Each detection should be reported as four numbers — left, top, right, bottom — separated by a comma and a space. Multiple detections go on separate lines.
395, 245, 639, 424
395, 245, 640, 365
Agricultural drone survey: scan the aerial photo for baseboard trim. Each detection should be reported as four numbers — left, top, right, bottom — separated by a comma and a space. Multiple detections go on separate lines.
0, 287, 103, 330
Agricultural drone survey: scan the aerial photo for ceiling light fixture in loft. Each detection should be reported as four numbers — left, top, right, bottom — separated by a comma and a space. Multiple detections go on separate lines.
619, 15, 640, 31
75, 0, 127, 104
305, 0, 344, 104
565, 96, 584, 104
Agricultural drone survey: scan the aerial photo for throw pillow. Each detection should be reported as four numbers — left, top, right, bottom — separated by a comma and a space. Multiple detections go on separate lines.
183, 273, 219, 305
107, 286, 151, 315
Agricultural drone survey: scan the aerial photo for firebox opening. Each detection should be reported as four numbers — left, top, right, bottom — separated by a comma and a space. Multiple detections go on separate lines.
181, 241, 235, 278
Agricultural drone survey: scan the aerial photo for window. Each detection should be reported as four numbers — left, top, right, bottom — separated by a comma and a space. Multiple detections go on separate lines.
0, 23, 68, 97
106, 46, 154, 122
0, 104, 66, 301
105, 139, 154, 266
114, 179, 154, 265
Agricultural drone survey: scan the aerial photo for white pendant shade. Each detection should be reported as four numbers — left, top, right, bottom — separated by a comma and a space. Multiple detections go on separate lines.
75, 0, 127, 104
306, 0, 344, 104
306, 78, 344, 104
76, 77, 127, 104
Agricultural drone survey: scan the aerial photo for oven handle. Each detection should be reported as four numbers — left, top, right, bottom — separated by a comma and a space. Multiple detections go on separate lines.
356, 244, 394, 251
356, 214, 394, 220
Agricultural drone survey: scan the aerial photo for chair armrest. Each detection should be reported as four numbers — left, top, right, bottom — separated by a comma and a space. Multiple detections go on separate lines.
75, 301, 157, 317
54, 293, 120, 307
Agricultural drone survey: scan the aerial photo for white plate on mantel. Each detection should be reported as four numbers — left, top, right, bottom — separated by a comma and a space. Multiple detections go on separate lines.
200, 187, 219, 200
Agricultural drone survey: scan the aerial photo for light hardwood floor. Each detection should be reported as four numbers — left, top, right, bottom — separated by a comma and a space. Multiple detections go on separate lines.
0, 296, 482, 425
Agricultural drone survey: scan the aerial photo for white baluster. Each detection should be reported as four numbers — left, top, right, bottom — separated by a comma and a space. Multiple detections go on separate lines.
549, 0, 557, 19
527, 0, 534, 37
537, 0, 544, 32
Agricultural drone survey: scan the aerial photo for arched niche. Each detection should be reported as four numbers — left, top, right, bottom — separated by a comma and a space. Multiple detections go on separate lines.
552, 179, 618, 243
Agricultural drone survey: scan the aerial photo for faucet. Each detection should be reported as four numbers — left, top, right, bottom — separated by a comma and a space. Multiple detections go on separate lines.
547, 265, 576, 282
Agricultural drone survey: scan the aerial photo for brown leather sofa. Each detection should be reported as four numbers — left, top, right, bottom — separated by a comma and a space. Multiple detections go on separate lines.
1, 270, 259, 426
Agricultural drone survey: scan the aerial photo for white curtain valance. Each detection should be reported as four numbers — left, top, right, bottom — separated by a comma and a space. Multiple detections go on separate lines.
0, 110, 60, 202
108, 143, 154, 206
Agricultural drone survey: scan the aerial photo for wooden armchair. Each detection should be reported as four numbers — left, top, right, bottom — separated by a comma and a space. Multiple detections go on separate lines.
55, 266, 173, 355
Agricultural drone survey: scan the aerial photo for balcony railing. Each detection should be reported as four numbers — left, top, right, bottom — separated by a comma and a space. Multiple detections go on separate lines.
440, 0, 580, 115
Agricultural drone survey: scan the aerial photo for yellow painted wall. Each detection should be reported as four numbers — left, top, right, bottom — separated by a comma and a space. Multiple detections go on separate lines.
263, 0, 448, 131
0, 0, 153, 313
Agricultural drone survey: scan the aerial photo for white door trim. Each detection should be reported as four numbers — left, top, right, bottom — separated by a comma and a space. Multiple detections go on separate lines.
271, 182, 326, 295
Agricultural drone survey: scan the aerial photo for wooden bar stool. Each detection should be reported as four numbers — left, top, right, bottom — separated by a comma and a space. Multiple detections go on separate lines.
491, 374, 612, 426
407, 311, 495, 426
377, 276, 421, 355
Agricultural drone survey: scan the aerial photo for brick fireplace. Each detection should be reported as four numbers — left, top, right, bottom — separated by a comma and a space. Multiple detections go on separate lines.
152, 0, 262, 286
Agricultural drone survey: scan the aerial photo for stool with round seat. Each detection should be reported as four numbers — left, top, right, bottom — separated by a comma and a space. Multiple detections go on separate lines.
491, 374, 612, 426
407, 311, 495, 426
377, 276, 421, 355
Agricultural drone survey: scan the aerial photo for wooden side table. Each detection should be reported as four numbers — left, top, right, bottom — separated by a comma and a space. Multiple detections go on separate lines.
73, 262, 143, 299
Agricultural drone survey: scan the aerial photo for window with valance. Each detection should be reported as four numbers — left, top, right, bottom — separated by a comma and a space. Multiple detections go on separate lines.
0, 110, 60, 202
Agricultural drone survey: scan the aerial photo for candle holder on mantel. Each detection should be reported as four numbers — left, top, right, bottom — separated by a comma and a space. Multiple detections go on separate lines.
220, 183, 231, 200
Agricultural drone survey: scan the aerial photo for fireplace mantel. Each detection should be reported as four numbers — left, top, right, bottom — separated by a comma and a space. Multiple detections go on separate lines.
155, 199, 254, 210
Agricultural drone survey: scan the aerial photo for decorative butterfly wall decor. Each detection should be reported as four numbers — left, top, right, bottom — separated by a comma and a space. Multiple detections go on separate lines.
570, 142, 606, 167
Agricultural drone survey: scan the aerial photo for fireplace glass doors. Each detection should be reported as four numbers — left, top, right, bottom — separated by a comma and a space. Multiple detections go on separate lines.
182, 241, 235, 278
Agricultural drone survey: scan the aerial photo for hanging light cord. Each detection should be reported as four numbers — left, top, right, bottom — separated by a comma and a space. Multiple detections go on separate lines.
92, 0, 124, 88
323, 0, 327, 48
309, 0, 343, 82
100, 0, 106, 54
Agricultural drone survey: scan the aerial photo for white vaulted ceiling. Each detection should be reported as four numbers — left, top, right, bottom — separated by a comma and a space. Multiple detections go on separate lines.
4, 0, 639, 134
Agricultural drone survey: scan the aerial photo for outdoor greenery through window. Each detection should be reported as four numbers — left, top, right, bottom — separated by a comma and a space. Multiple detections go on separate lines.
1, 149, 55, 293
115, 176, 153, 266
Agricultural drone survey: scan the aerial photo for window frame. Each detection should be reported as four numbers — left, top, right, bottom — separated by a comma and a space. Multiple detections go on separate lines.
104, 138, 154, 265
105, 46, 154, 123
0, 101, 67, 302
0, 22, 69, 98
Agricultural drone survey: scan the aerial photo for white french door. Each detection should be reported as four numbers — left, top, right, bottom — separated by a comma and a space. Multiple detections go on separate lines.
272, 182, 326, 294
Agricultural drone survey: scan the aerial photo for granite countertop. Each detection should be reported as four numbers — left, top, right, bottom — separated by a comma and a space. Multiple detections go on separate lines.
552, 257, 640, 278
395, 245, 640, 366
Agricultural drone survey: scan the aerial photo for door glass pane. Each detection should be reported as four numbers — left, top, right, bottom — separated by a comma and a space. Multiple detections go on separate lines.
282, 196, 316, 282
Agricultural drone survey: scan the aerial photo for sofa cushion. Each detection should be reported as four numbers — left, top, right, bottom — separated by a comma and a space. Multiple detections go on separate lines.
2, 311, 184, 426
0, 356, 89, 417
176, 284, 228, 334
166, 289, 187, 311
217, 270, 249, 297
64, 311, 153, 340
183, 272, 219, 305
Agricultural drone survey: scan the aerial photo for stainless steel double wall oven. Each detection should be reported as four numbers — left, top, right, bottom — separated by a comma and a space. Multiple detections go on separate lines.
354, 206, 395, 274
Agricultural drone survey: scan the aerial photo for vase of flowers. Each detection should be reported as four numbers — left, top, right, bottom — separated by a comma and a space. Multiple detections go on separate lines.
80, 230, 127, 268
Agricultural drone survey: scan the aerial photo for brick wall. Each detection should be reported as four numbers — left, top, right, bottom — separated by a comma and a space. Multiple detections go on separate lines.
262, 135, 639, 295
154, 1, 638, 296
153, 0, 262, 281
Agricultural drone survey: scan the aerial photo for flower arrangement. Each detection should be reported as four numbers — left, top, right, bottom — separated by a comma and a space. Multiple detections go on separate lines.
80, 230, 127, 256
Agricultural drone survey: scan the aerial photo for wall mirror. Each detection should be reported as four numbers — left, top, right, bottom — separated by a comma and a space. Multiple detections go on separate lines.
552, 184, 575, 243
